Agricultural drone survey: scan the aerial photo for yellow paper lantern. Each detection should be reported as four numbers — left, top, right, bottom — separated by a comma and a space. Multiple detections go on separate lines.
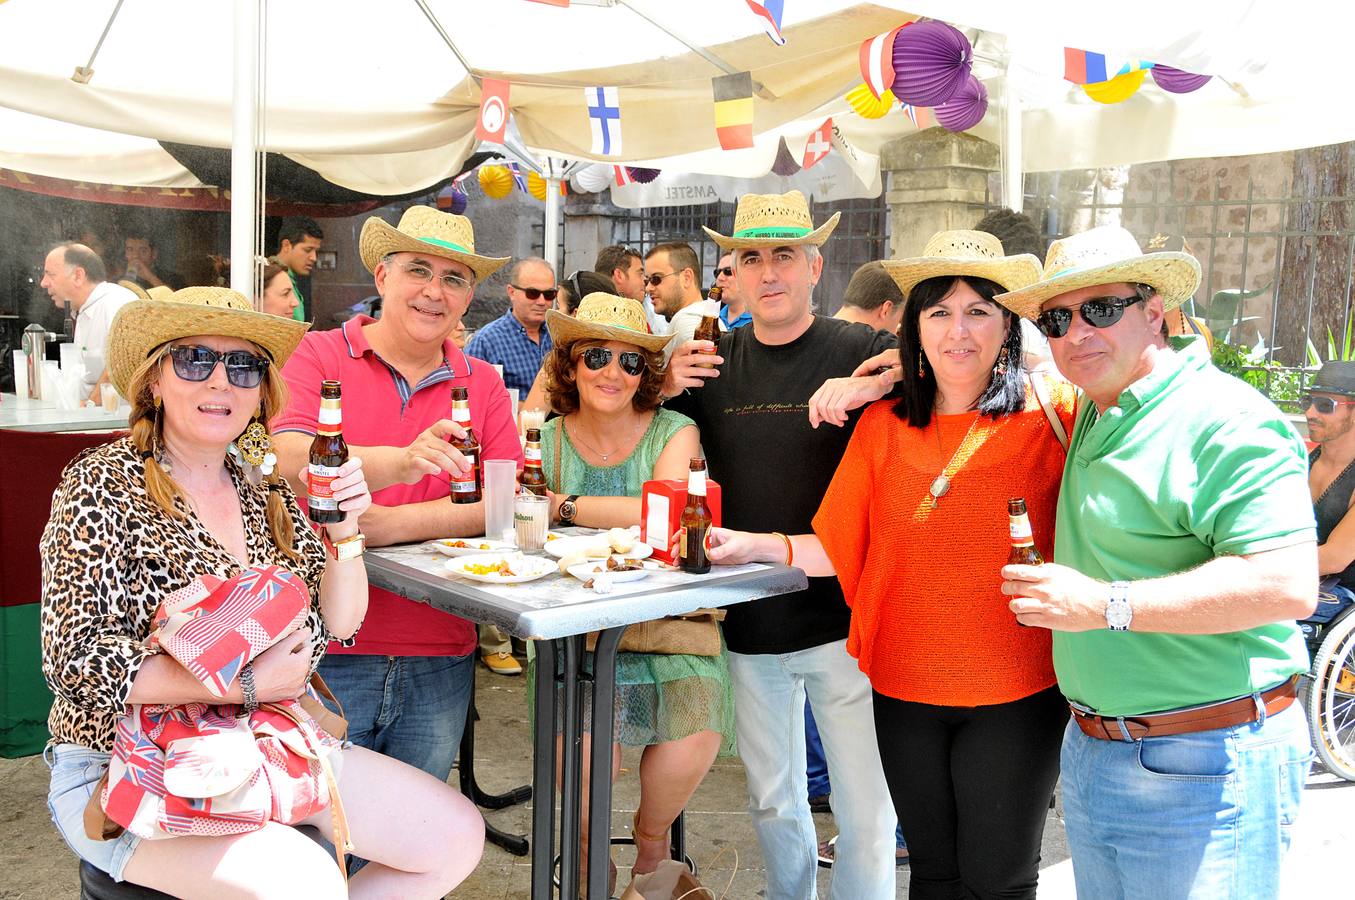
527, 171, 548, 201
846, 83, 895, 120
478, 165, 513, 199
1081, 69, 1146, 104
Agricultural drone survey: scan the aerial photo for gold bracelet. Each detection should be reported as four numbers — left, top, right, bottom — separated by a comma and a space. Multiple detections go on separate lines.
772, 532, 793, 566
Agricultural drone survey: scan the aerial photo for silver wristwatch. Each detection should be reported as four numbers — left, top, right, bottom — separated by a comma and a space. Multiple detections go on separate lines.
1106, 581, 1133, 632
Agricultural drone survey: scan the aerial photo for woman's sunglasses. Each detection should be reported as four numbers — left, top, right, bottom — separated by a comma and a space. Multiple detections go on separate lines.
166, 345, 269, 388
1302, 394, 1355, 415
581, 346, 646, 376
1035, 296, 1144, 339
511, 284, 559, 301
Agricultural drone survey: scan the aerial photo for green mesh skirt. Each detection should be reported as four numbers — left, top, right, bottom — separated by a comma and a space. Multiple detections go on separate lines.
526, 643, 737, 756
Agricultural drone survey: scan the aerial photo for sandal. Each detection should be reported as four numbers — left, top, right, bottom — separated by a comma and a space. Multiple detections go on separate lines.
631, 811, 671, 874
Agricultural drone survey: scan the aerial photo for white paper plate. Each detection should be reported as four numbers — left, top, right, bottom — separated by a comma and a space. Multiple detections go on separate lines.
566, 560, 651, 584
426, 538, 516, 557
545, 535, 653, 561
444, 553, 556, 584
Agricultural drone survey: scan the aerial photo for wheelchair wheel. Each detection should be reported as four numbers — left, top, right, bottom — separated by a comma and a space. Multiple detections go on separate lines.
1305, 610, 1355, 782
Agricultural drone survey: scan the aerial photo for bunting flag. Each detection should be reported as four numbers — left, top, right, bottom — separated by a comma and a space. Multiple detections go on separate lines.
1064, 48, 1154, 85
802, 118, 833, 169
508, 163, 529, 193
476, 78, 511, 144
614, 165, 635, 187
901, 103, 935, 129
712, 71, 755, 150
744, 0, 786, 46
585, 86, 622, 156
525, 0, 570, 6
859, 25, 906, 100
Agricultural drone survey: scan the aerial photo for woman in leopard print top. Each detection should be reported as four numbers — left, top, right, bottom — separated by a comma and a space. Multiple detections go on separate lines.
40, 287, 483, 896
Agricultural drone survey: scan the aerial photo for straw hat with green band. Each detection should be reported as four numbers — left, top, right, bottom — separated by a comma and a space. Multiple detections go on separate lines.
107, 286, 309, 398
546, 292, 674, 354
702, 190, 840, 250
881, 230, 1043, 299
358, 205, 510, 281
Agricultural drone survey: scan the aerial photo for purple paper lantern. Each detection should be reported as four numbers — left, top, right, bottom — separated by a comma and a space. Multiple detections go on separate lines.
1151, 65, 1212, 94
890, 20, 973, 108
770, 139, 801, 177
626, 166, 660, 184
934, 73, 988, 133
447, 187, 469, 215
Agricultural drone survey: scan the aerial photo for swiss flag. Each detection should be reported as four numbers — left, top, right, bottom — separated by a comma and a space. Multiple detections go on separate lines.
802, 118, 833, 169
476, 78, 511, 144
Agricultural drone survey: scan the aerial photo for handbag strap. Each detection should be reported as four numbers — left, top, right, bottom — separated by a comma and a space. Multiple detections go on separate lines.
553, 418, 562, 492
261, 701, 352, 877
1028, 372, 1068, 452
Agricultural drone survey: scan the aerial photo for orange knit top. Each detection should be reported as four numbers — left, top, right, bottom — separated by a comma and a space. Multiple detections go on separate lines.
812, 380, 1077, 707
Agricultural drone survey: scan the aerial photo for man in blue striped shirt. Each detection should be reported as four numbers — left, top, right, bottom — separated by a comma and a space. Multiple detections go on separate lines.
466, 257, 556, 400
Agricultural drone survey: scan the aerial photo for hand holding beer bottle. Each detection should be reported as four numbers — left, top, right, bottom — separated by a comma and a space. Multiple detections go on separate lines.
1006, 498, 1041, 626
308, 381, 349, 524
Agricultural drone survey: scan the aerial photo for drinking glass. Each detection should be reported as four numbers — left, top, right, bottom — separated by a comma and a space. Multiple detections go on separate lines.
514, 493, 550, 551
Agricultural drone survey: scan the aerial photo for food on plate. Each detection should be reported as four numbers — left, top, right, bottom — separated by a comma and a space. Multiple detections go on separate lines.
606, 527, 636, 554
441, 539, 496, 551
464, 559, 516, 577
582, 540, 612, 559
546, 532, 561, 542
558, 551, 588, 574
589, 555, 643, 573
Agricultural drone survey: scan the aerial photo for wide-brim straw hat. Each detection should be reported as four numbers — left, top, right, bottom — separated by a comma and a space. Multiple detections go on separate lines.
107, 286, 309, 397
702, 190, 840, 250
546, 292, 674, 354
881, 230, 1043, 299
995, 225, 1202, 320
117, 282, 174, 301
358, 205, 510, 281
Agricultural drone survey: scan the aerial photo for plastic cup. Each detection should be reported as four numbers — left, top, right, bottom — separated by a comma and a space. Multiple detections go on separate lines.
58, 342, 80, 373
482, 460, 518, 541
514, 493, 550, 551
101, 384, 121, 412
12, 351, 28, 398
520, 407, 546, 436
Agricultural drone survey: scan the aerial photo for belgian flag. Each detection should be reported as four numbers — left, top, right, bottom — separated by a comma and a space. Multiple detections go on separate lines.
712, 72, 754, 150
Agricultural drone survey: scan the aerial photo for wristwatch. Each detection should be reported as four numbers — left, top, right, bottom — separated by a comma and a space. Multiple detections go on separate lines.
558, 495, 580, 525
1105, 581, 1133, 631
323, 529, 367, 562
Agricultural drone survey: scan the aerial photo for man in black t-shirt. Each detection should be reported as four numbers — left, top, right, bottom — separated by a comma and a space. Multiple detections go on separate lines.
664, 191, 898, 900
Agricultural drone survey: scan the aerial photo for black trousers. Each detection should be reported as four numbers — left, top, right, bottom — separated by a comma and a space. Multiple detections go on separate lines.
872, 685, 1068, 900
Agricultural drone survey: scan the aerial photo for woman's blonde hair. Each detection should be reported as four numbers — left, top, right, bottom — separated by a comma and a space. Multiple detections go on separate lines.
126, 343, 300, 560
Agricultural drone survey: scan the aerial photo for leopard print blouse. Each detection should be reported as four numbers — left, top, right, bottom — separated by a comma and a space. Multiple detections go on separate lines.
40, 437, 349, 752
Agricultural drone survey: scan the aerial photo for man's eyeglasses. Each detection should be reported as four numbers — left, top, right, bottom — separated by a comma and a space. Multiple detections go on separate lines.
511, 284, 559, 301
1035, 296, 1145, 339
714, 266, 734, 279
166, 345, 269, 388
581, 347, 646, 376
1302, 394, 1355, 415
645, 271, 678, 288
399, 261, 473, 294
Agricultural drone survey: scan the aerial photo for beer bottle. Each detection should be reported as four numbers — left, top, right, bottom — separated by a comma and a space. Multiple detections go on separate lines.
707, 283, 723, 305
679, 457, 713, 574
1007, 498, 1044, 566
307, 381, 348, 525
449, 386, 482, 503
519, 427, 548, 497
693, 310, 721, 370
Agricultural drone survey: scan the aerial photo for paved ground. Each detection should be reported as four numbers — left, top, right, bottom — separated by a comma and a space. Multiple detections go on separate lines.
1, 667, 1349, 898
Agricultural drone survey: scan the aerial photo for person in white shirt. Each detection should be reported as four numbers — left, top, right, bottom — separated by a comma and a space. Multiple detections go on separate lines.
39, 243, 137, 403
832, 261, 906, 334
644, 242, 723, 356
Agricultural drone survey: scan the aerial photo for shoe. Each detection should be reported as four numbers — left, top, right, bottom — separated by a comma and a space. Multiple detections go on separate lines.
816, 834, 909, 869
482, 651, 522, 675
808, 793, 832, 814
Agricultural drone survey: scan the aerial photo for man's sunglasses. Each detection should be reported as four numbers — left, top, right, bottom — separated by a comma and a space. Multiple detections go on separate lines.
645, 271, 678, 287
166, 345, 269, 388
1035, 296, 1145, 339
512, 284, 559, 301
714, 266, 734, 279
1302, 394, 1355, 415
581, 346, 646, 376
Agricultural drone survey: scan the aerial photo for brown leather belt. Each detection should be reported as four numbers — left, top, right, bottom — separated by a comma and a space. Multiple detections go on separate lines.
1071, 675, 1299, 742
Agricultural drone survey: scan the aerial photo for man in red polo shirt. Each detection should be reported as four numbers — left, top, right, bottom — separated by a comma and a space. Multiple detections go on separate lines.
273, 206, 522, 785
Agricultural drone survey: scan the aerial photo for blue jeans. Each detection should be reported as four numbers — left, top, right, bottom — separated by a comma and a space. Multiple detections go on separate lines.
1061, 697, 1312, 899
44, 744, 141, 882
317, 653, 474, 783
729, 640, 897, 900
805, 702, 906, 851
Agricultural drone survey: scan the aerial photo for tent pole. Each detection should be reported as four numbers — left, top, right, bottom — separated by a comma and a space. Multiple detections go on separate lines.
1002, 66, 1023, 214
545, 176, 561, 275
230, 0, 259, 298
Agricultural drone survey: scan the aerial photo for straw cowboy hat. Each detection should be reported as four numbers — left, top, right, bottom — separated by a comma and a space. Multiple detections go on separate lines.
881, 230, 1043, 299
995, 225, 1202, 321
117, 282, 174, 301
107, 286, 309, 397
702, 190, 840, 250
358, 205, 510, 281
546, 292, 674, 354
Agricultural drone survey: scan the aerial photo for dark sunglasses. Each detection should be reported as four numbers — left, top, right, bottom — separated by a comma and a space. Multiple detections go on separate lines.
714, 266, 734, 278
581, 346, 646, 376
1302, 394, 1355, 415
645, 271, 678, 287
166, 345, 269, 388
1035, 296, 1145, 339
511, 284, 559, 301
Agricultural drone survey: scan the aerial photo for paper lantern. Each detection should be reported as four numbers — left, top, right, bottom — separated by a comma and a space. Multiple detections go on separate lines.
626, 166, 660, 184
571, 164, 612, 194
447, 188, 468, 215
770, 139, 801, 177
1082, 68, 1146, 104
935, 73, 988, 132
1151, 65, 1211, 94
478, 165, 513, 199
846, 83, 895, 119
527, 171, 548, 201
891, 19, 973, 108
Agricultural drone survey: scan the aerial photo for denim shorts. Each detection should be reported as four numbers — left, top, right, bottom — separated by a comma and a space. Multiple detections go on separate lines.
44, 743, 141, 882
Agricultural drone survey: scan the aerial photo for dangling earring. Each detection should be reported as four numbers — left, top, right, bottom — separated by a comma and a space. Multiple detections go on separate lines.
917, 352, 926, 379
229, 413, 277, 486
994, 346, 1009, 377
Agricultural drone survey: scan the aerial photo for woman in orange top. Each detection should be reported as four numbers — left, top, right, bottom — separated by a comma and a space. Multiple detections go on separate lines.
709, 231, 1075, 899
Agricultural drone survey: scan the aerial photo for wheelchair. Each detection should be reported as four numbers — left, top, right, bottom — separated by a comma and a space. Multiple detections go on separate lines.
1298, 581, 1355, 781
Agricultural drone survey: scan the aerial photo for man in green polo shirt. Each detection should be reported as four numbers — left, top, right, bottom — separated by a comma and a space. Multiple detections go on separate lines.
995, 226, 1317, 899
273, 216, 324, 323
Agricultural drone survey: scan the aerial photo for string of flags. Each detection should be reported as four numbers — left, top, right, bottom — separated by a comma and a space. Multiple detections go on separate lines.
744, 0, 786, 46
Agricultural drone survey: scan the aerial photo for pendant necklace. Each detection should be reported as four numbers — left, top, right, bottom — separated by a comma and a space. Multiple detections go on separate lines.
928, 412, 982, 508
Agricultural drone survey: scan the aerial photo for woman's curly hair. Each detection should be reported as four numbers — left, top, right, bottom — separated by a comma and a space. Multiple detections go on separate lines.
543, 339, 666, 415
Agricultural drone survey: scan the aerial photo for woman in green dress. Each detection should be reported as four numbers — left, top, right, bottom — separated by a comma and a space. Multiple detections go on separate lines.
536, 292, 735, 882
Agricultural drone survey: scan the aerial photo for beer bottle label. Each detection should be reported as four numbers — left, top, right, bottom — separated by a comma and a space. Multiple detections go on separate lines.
1008, 514, 1034, 545
525, 445, 542, 463
688, 469, 706, 497
318, 404, 342, 430
308, 464, 341, 510
450, 454, 478, 493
